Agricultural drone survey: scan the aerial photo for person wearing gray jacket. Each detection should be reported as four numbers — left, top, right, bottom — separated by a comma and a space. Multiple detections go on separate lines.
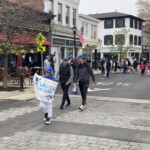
74, 55, 95, 111
55, 56, 74, 109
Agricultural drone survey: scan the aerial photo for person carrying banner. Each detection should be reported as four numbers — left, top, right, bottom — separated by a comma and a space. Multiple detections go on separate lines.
55, 56, 74, 109
39, 66, 56, 125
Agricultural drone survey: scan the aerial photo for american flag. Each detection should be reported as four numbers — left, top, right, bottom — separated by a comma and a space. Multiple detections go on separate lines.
77, 26, 84, 44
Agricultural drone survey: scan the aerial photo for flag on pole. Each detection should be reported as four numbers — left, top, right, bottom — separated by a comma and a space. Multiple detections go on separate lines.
77, 26, 84, 44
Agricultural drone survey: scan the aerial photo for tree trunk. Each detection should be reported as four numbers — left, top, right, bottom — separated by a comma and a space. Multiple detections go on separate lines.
3, 53, 8, 89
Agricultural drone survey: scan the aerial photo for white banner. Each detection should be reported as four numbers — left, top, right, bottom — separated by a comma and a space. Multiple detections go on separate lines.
34, 74, 58, 103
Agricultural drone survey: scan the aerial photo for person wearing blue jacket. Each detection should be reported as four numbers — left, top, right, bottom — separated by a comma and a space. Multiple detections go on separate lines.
39, 66, 56, 125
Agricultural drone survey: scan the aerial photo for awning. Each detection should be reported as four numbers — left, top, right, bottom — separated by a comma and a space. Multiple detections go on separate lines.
11, 34, 50, 46
0, 33, 50, 46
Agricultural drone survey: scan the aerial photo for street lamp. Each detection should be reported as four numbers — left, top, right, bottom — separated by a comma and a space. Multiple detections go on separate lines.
72, 26, 77, 58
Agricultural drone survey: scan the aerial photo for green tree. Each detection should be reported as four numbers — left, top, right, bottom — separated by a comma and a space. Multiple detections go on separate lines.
109, 28, 133, 70
0, 0, 52, 89
136, 0, 150, 22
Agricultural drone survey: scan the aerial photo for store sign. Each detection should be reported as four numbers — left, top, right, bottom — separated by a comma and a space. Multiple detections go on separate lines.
52, 38, 82, 47
53, 38, 66, 46
85, 44, 98, 48
128, 49, 135, 52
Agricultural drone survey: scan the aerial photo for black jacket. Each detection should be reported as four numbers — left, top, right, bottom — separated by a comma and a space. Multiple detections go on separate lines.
74, 62, 95, 82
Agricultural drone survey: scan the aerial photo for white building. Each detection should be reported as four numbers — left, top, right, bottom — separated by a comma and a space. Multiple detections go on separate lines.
43, 0, 80, 71
79, 14, 100, 68
90, 12, 144, 61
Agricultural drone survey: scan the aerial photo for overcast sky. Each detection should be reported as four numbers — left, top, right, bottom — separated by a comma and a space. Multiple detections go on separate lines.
79, 0, 138, 16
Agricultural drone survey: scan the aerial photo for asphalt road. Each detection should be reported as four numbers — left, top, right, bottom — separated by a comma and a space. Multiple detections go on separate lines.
56, 71, 150, 100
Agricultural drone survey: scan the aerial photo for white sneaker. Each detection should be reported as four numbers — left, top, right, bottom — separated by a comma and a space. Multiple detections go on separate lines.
83, 105, 87, 109
79, 105, 84, 111
45, 118, 51, 125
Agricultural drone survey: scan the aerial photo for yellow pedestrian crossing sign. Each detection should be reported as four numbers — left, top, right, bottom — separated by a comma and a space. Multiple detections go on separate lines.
36, 33, 46, 46
37, 46, 46, 52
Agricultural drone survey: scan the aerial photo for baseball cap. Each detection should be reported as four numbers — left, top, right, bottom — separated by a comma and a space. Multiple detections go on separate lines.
76, 55, 84, 60
63, 56, 69, 61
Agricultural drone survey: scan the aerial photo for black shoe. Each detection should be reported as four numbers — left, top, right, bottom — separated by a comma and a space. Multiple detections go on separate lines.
44, 113, 48, 121
60, 106, 64, 109
65, 103, 71, 107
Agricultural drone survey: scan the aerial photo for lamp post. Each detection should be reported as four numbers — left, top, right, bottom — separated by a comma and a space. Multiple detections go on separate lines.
72, 26, 77, 58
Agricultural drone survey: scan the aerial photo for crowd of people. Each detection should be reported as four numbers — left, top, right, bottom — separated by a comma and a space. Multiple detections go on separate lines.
99, 57, 150, 77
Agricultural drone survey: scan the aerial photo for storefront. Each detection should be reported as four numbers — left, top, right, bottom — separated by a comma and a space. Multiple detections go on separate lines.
51, 36, 82, 71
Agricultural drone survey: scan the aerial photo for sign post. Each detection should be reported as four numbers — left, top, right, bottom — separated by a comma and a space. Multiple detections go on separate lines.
36, 33, 47, 75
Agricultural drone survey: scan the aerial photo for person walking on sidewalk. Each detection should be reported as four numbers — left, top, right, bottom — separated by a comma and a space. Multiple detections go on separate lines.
74, 55, 96, 111
140, 61, 146, 76
106, 59, 111, 77
39, 66, 56, 125
133, 58, 138, 73
55, 57, 74, 109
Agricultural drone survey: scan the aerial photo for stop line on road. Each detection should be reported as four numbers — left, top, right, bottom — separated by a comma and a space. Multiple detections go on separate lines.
88, 88, 111, 92
96, 82, 132, 87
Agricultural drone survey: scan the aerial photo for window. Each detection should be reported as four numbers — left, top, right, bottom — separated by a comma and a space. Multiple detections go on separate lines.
115, 34, 125, 45
115, 19, 125, 28
58, 3, 62, 23
134, 35, 137, 45
91, 25, 97, 39
82, 22, 88, 37
44, 0, 53, 13
139, 22, 142, 30
104, 20, 113, 28
130, 18, 133, 28
66, 6, 70, 25
104, 35, 113, 45
73, 9, 76, 26
129, 34, 133, 45
135, 20, 138, 29
138, 36, 141, 45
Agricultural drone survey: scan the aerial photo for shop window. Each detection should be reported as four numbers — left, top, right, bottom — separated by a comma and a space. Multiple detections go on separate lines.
104, 20, 113, 29
104, 35, 113, 45
115, 19, 125, 28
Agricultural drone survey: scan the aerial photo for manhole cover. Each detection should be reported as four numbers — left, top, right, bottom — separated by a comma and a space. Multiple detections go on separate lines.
130, 119, 150, 127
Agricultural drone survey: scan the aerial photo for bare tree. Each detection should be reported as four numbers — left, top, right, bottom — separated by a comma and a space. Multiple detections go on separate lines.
109, 28, 133, 70
136, 0, 150, 22
0, 0, 52, 88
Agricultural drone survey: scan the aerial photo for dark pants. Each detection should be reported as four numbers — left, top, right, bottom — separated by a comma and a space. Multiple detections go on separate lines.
141, 70, 145, 75
60, 83, 71, 106
106, 69, 110, 77
79, 81, 89, 105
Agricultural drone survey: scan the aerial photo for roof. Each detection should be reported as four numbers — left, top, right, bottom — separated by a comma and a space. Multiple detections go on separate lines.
89, 12, 145, 21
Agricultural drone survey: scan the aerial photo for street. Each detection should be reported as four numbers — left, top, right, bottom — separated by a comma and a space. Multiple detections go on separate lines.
56, 71, 150, 100
0, 72, 150, 150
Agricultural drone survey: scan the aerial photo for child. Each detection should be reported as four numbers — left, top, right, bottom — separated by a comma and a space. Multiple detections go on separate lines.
39, 66, 56, 125
147, 61, 150, 75
140, 61, 145, 76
